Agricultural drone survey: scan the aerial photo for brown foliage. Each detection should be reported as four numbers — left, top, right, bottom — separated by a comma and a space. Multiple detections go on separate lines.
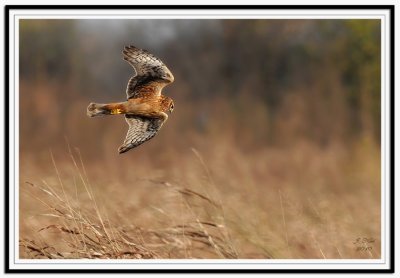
19, 19, 381, 259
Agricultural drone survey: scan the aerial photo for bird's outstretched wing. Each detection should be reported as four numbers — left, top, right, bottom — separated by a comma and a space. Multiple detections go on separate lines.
118, 114, 167, 154
123, 45, 174, 100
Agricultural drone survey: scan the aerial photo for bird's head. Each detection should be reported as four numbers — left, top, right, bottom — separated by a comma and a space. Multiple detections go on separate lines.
160, 96, 174, 114
168, 100, 174, 114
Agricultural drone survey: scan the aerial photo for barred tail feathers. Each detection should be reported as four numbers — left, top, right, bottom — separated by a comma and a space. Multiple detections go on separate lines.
87, 103, 109, 117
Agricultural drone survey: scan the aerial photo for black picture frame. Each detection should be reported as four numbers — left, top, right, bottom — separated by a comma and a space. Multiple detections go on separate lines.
4, 5, 395, 274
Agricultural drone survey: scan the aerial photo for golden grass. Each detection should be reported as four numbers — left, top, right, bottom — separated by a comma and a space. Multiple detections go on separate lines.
20, 146, 237, 259
19, 137, 381, 259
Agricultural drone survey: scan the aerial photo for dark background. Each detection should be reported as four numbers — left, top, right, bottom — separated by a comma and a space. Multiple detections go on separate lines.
19, 19, 380, 158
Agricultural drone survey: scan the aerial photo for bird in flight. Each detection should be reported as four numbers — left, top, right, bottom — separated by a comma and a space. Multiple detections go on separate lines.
87, 45, 175, 154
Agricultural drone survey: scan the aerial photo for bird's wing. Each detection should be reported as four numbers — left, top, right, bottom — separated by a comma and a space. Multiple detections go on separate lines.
123, 45, 174, 100
118, 114, 167, 154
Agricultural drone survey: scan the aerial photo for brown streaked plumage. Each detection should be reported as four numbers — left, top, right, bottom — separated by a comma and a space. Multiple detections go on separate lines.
87, 45, 175, 154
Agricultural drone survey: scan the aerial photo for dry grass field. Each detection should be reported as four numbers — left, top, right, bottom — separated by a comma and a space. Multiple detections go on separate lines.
19, 137, 380, 259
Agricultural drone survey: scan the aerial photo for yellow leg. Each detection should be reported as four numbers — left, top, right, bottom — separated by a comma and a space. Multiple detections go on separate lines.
111, 108, 122, 115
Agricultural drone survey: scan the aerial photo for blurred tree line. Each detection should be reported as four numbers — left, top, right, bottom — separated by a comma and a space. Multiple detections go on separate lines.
19, 19, 380, 156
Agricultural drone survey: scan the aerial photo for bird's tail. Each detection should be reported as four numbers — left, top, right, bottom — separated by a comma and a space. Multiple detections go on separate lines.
87, 102, 110, 117
87, 102, 126, 117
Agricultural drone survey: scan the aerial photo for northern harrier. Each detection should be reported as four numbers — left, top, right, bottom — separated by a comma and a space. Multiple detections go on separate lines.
87, 45, 175, 154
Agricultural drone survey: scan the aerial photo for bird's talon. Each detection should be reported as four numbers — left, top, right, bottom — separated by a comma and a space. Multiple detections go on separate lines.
111, 108, 122, 115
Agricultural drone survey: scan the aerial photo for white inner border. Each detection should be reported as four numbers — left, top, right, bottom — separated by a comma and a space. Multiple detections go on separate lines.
7, 8, 392, 271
